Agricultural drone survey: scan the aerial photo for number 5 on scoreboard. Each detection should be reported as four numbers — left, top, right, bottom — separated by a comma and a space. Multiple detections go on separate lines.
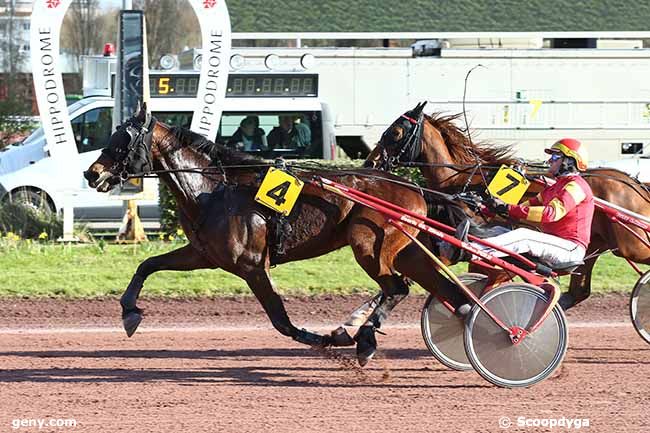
255, 167, 304, 215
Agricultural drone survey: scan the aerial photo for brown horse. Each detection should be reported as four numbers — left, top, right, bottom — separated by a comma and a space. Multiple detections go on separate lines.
366, 102, 650, 308
83, 105, 465, 366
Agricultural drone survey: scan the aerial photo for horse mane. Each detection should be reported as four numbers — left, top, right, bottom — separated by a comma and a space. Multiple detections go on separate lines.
424, 113, 516, 166
170, 126, 262, 166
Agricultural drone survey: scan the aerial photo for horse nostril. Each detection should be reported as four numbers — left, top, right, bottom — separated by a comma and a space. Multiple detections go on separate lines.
84, 170, 99, 184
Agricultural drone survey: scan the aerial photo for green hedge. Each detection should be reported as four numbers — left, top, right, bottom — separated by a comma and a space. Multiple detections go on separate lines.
0, 203, 62, 240
158, 159, 426, 234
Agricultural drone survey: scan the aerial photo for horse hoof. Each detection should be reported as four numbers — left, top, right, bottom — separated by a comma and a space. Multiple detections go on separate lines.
330, 327, 355, 347
356, 345, 376, 367
123, 311, 143, 337
355, 325, 377, 367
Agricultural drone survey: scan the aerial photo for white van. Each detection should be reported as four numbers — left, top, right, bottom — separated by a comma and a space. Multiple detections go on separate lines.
0, 70, 336, 225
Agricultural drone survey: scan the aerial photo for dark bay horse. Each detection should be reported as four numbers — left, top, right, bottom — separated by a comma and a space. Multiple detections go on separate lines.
366, 102, 650, 308
83, 106, 464, 365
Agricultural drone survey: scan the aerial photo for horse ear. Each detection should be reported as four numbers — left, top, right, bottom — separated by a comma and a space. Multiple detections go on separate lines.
413, 101, 427, 115
133, 101, 148, 123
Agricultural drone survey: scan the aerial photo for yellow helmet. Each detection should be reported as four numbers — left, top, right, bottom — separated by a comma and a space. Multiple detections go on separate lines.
545, 138, 588, 171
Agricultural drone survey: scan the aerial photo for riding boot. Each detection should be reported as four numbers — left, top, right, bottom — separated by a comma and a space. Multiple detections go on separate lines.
439, 219, 471, 264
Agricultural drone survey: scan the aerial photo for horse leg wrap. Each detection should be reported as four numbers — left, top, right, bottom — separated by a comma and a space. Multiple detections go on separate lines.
293, 328, 327, 347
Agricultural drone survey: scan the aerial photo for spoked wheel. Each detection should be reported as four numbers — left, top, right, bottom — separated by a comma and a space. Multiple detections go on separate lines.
630, 270, 650, 345
464, 283, 568, 388
420, 273, 488, 371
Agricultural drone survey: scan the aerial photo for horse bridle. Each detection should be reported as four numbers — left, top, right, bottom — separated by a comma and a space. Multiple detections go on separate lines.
103, 114, 156, 181
377, 112, 424, 170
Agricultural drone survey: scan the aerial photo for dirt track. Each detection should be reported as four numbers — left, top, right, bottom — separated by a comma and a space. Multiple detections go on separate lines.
0, 294, 648, 433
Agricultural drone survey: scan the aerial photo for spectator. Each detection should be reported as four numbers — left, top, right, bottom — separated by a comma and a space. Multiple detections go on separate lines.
227, 115, 267, 151
267, 114, 311, 149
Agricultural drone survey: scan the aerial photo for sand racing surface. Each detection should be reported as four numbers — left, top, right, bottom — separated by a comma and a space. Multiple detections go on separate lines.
0, 293, 648, 432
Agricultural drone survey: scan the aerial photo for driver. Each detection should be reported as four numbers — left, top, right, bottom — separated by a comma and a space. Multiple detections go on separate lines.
441, 138, 595, 308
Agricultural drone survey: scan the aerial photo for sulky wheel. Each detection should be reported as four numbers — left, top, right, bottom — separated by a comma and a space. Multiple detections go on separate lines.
464, 283, 568, 388
420, 273, 489, 371
630, 270, 650, 345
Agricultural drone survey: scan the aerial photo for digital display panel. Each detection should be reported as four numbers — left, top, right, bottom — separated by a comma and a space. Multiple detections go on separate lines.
147, 74, 318, 98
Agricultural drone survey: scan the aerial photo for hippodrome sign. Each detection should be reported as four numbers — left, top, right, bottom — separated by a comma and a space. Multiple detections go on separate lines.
31, 1, 230, 164
29, 0, 76, 166
187, 0, 232, 140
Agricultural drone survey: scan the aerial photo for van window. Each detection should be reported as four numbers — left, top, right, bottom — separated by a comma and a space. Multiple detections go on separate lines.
72, 107, 113, 154
154, 111, 323, 159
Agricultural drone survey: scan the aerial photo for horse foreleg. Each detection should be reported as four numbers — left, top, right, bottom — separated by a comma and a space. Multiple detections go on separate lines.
563, 254, 599, 310
244, 268, 329, 347
121, 244, 214, 337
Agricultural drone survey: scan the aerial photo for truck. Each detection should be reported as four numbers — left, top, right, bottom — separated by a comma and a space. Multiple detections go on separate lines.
3, 32, 650, 223
231, 33, 650, 162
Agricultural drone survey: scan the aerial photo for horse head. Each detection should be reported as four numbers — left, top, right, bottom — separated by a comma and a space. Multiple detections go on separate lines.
364, 101, 427, 170
84, 103, 157, 192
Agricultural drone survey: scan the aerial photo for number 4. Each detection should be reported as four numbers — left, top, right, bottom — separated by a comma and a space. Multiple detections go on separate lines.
266, 181, 291, 206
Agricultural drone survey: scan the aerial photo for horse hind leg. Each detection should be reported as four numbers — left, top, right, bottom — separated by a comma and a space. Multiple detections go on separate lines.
120, 244, 214, 337
354, 274, 410, 366
562, 254, 599, 310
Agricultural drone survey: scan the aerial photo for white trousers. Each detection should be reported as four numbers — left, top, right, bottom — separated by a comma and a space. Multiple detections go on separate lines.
474, 227, 586, 266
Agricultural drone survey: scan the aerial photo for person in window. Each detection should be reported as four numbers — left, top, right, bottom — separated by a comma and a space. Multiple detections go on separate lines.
292, 115, 311, 148
227, 115, 267, 151
267, 115, 311, 149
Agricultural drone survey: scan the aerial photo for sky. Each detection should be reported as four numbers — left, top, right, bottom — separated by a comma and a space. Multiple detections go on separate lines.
102, 0, 131, 9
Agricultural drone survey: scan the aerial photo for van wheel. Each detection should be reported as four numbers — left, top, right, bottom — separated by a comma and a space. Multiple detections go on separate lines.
7, 188, 55, 216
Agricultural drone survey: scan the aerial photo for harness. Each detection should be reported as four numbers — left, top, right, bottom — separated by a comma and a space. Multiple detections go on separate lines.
379, 113, 424, 170
103, 114, 156, 180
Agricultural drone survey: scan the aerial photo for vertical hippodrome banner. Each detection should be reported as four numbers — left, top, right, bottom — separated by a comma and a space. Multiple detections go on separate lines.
29, 0, 76, 162
188, 0, 231, 140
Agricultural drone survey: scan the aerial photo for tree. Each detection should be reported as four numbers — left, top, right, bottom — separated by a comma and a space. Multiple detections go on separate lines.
133, 0, 200, 67
0, 0, 32, 149
61, 0, 106, 68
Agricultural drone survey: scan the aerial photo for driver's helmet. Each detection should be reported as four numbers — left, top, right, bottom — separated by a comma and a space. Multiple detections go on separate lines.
544, 138, 589, 171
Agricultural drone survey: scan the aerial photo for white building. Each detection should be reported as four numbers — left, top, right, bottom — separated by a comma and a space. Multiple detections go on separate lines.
0, 0, 77, 73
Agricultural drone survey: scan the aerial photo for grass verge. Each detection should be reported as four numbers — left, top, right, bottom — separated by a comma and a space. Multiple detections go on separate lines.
0, 240, 646, 298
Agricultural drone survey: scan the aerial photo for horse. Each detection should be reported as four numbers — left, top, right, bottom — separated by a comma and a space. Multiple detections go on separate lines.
83, 105, 467, 366
365, 102, 650, 308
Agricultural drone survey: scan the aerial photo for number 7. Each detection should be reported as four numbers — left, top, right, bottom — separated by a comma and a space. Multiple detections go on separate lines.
496, 174, 521, 196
